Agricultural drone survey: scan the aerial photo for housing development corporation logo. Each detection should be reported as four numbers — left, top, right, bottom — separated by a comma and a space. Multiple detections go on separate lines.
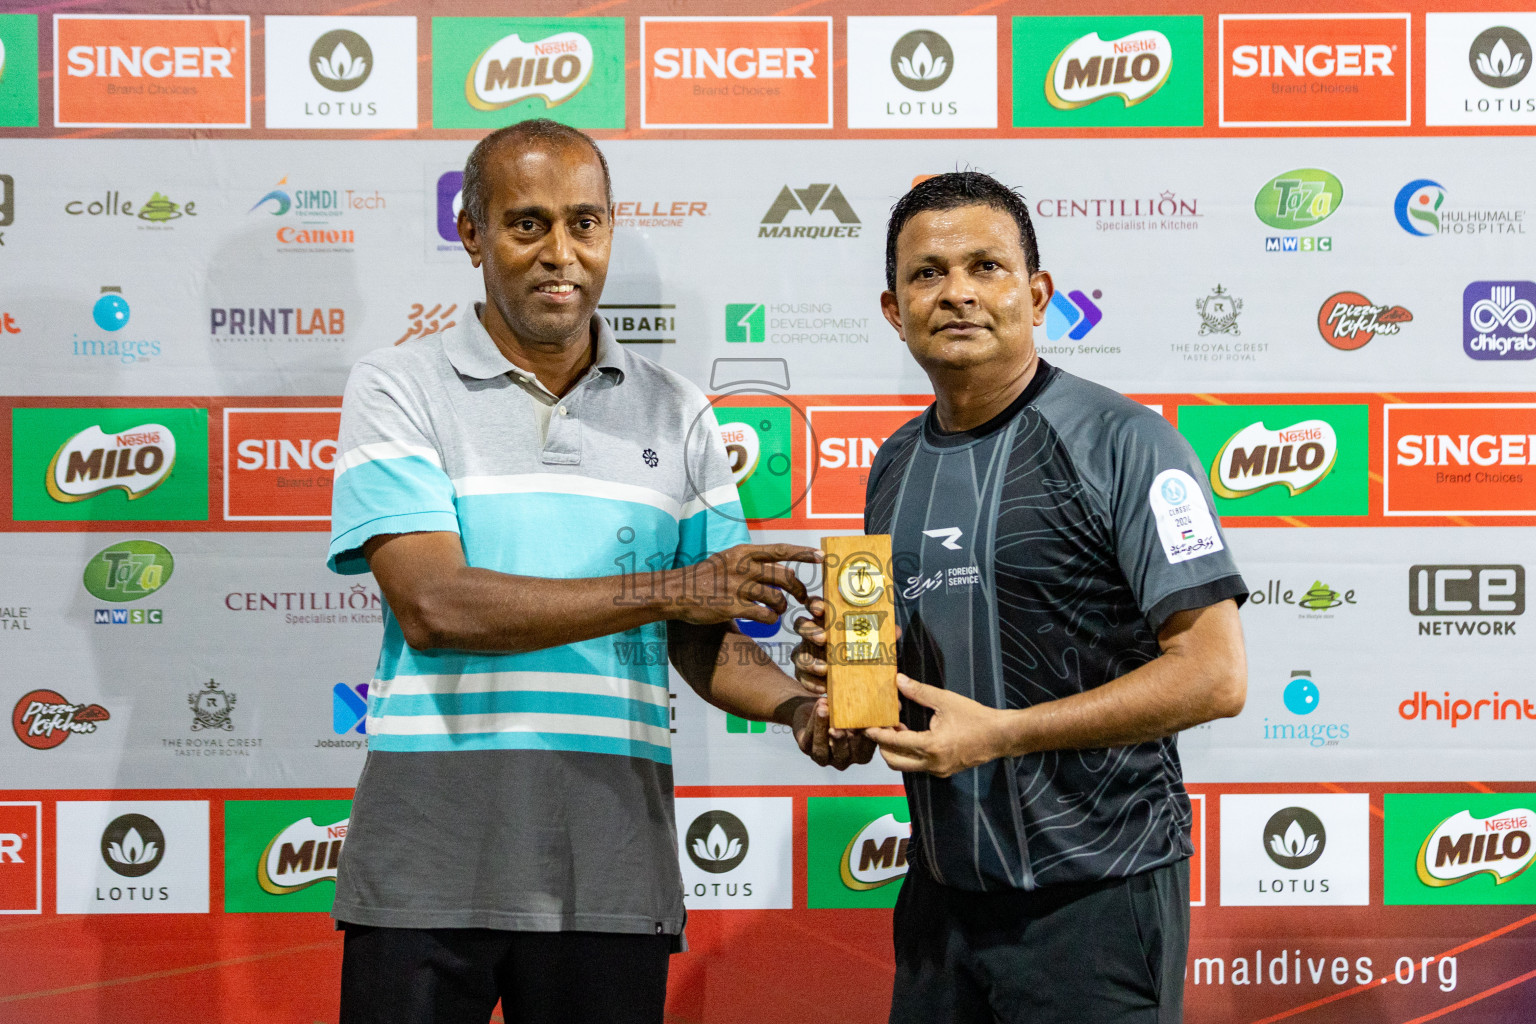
433, 18, 624, 129
54, 15, 250, 128
263, 17, 417, 130
1317, 291, 1412, 350
642, 17, 832, 129
1384, 403, 1536, 516
1013, 16, 1202, 127
1179, 403, 1369, 517
1219, 14, 1410, 127
1463, 282, 1536, 360
1386, 794, 1536, 905
12, 690, 110, 750
759, 184, 860, 239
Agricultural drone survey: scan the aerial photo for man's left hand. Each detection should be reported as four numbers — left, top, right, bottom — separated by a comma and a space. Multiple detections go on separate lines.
864, 674, 1013, 778
789, 695, 876, 771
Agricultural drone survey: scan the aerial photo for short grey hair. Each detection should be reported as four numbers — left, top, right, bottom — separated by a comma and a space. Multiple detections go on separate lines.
461, 119, 613, 230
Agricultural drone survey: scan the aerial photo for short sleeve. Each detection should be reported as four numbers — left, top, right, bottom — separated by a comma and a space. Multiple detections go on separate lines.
1108, 414, 1248, 633
675, 402, 751, 568
326, 360, 460, 575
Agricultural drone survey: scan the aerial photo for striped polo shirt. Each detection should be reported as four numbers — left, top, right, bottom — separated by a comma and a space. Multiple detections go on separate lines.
326, 307, 747, 933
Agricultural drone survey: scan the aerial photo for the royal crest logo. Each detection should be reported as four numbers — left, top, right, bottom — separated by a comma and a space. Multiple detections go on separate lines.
1212, 419, 1339, 499
12, 689, 110, 750
1317, 292, 1412, 350
1195, 284, 1242, 336
466, 31, 592, 111
1046, 30, 1172, 109
45, 423, 176, 503
1417, 809, 1536, 887
188, 679, 236, 732
840, 813, 911, 891
258, 816, 349, 894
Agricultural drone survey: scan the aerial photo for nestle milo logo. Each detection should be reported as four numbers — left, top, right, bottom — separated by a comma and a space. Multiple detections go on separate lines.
1212, 419, 1339, 499
1255, 169, 1343, 230
45, 423, 175, 502
1046, 30, 1173, 109
466, 31, 593, 111
840, 812, 911, 891
83, 540, 174, 602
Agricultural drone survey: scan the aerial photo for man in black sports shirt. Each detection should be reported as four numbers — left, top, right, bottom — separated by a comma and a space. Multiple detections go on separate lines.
792, 172, 1249, 1023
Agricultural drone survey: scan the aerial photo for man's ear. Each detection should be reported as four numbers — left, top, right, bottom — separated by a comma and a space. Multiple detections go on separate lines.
1029, 271, 1054, 327
880, 290, 906, 342
457, 210, 481, 268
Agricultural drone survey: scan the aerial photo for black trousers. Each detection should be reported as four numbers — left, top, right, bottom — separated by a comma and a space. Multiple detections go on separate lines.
338, 925, 671, 1024
890, 858, 1190, 1024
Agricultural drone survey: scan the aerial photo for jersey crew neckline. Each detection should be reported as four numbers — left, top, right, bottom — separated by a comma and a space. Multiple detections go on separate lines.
924, 357, 1056, 449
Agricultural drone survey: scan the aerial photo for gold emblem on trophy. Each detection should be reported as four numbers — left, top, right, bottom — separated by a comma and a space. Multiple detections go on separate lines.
821, 535, 899, 729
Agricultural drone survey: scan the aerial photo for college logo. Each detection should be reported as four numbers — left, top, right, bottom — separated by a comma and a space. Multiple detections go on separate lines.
224, 800, 352, 911
1385, 403, 1536, 516
1247, 578, 1358, 616
0, 802, 41, 914
1221, 794, 1369, 906
1013, 16, 1201, 127
433, 18, 624, 129
64, 191, 197, 224
54, 15, 249, 128
808, 797, 911, 907
224, 408, 340, 521
83, 539, 174, 603
1427, 17, 1536, 126
759, 184, 860, 239
1386, 794, 1536, 905
676, 798, 792, 909
0, 16, 40, 128
1463, 282, 1536, 360
13, 689, 110, 749
188, 679, 236, 732
807, 405, 924, 519
1219, 14, 1410, 127
846, 18, 997, 129
1317, 292, 1411, 350
1180, 403, 1368, 517
642, 17, 832, 129
265, 17, 417, 129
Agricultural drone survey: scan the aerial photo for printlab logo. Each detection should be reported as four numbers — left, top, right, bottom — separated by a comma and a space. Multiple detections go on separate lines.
1317, 292, 1412, 350
891, 31, 952, 90
685, 810, 749, 873
12, 690, 109, 749
188, 679, 236, 732
1471, 27, 1530, 88
101, 814, 164, 877
310, 29, 370, 91
1195, 285, 1242, 336
1463, 281, 1536, 361
1264, 807, 1326, 870
758, 184, 861, 239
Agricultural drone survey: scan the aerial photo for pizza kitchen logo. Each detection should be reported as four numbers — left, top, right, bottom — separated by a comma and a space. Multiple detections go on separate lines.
12, 689, 110, 749
1046, 29, 1172, 109
45, 423, 175, 503
1317, 291, 1412, 350
1211, 419, 1338, 499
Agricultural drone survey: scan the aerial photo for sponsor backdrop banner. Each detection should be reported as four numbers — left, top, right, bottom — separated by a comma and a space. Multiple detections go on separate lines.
2, 1, 1534, 1022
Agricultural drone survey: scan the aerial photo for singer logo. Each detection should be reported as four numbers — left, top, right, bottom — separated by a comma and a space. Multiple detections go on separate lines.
224, 408, 341, 521
0, 802, 41, 914
45, 423, 175, 503
807, 405, 926, 519
1385, 404, 1536, 516
54, 15, 250, 128
642, 18, 832, 128
1220, 14, 1410, 127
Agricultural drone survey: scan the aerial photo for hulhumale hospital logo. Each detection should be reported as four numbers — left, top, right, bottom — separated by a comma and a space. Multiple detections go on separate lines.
1395, 179, 1446, 236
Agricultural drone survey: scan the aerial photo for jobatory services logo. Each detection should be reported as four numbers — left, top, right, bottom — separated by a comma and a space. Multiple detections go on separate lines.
806, 405, 925, 520
1427, 16, 1536, 126
845, 17, 997, 129
263, 17, 417, 129
1013, 16, 1203, 127
1384, 403, 1536, 516
0, 802, 42, 914
12, 689, 110, 750
1463, 282, 1536, 360
224, 800, 352, 911
11, 407, 209, 523
677, 799, 792, 909
1179, 403, 1369, 517
1040, 286, 1109, 356
1255, 168, 1342, 253
432, 18, 625, 129
807, 797, 911, 908
74, 286, 161, 366
1393, 181, 1525, 239
1386, 794, 1536, 905
332, 682, 369, 737
224, 407, 340, 521
1220, 794, 1369, 906
758, 184, 861, 239
1219, 14, 1410, 127
1317, 291, 1412, 350
0, 15, 40, 127
54, 15, 249, 128
642, 17, 832, 129
1408, 564, 1524, 640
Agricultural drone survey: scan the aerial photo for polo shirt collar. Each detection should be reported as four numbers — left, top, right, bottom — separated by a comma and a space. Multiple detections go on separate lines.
443, 303, 627, 384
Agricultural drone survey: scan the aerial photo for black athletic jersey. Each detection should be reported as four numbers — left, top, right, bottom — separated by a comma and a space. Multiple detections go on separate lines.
864, 360, 1247, 893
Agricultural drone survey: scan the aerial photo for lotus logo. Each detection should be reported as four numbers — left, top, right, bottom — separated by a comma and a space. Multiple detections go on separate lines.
684, 810, 749, 874
1255, 169, 1343, 230
1394, 179, 1446, 236
310, 30, 372, 92
46, 423, 176, 503
1046, 30, 1173, 110
891, 31, 953, 91
1470, 27, 1531, 88
101, 814, 165, 878
1211, 419, 1338, 499
466, 32, 593, 112
1263, 807, 1326, 870
1417, 809, 1536, 887
840, 813, 911, 890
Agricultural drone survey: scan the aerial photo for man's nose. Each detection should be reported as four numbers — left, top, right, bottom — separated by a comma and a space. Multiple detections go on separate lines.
937, 271, 977, 308
540, 224, 575, 268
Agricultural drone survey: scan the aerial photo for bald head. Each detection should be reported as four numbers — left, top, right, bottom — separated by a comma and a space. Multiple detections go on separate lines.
462, 119, 612, 231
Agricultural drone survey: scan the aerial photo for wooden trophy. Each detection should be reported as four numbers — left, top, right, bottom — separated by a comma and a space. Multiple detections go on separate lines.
820, 535, 900, 729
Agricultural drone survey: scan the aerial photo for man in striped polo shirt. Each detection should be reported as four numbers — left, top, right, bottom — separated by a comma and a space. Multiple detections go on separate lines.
327, 120, 866, 1024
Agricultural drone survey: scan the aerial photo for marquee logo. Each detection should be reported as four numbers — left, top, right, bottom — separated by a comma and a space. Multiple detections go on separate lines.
1255, 169, 1343, 230
466, 31, 592, 111
46, 423, 175, 503
840, 813, 911, 891
1211, 419, 1338, 498
1046, 30, 1172, 110
642, 17, 832, 129
258, 816, 349, 894
1418, 809, 1536, 887
432, 18, 624, 129
13, 689, 110, 750
54, 15, 250, 128
1220, 14, 1410, 127
1385, 403, 1536, 516
1317, 291, 1412, 350
759, 184, 860, 239
1464, 282, 1536, 360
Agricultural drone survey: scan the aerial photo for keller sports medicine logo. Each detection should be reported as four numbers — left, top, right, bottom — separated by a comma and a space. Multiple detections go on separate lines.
1386, 794, 1536, 905
1384, 404, 1536, 516
0, 15, 41, 128
1317, 292, 1412, 350
845, 17, 997, 130
642, 17, 832, 129
224, 800, 352, 912
1220, 794, 1369, 906
1219, 14, 1410, 127
807, 405, 925, 520
759, 184, 860, 239
264, 17, 418, 130
13, 690, 110, 749
1464, 282, 1536, 360
54, 15, 249, 128
0, 802, 42, 914
225, 408, 341, 521
807, 797, 911, 908
1426, 16, 1536, 126
433, 18, 624, 129
1012, 17, 1203, 127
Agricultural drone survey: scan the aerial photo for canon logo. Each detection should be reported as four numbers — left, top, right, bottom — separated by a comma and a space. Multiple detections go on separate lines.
652, 47, 815, 80
1395, 434, 1536, 467
1231, 44, 1393, 78
65, 45, 233, 79
234, 439, 337, 472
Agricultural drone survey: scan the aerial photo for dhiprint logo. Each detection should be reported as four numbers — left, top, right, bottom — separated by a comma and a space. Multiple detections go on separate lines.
1317, 291, 1412, 350
1463, 282, 1536, 360
465, 31, 592, 111
1395, 179, 1445, 236
101, 813, 164, 877
891, 31, 952, 91
1045, 287, 1103, 341
309, 29, 370, 91
1264, 807, 1326, 870
1045, 29, 1173, 110
685, 810, 749, 873
1470, 27, 1530, 88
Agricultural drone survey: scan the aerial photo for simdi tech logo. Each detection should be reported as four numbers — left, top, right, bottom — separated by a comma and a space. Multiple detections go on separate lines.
432, 18, 624, 129
845, 17, 998, 130
1012, 16, 1203, 128
1219, 14, 1410, 127
642, 17, 833, 129
1384, 403, 1536, 517
0, 15, 41, 128
54, 15, 250, 128
1177, 403, 1368, 517
1385, 794, 1536, 905
807, 796, 911, 908
224, 800, 351, 912
1426, 15, 1536, 126
224, 408, 341, 521
10, 407, 209, 522
263, 16, 419, 130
